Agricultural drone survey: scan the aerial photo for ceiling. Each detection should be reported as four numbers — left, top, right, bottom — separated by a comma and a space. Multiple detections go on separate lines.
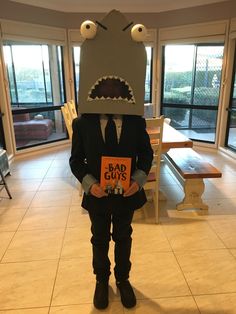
10, 0, 229, 13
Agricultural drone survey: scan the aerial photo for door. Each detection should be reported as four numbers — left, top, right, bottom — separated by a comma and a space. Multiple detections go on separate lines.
225, 45, 236, 152
161, 44, 224, 143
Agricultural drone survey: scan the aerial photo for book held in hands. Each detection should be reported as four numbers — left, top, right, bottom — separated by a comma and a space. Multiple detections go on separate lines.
100, 156, 131, 195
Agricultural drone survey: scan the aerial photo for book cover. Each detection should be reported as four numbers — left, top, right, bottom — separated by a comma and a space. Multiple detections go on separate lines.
100, 156, 131, 195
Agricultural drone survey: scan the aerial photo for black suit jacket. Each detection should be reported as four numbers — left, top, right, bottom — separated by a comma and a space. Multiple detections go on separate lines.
69, 114, 153, 212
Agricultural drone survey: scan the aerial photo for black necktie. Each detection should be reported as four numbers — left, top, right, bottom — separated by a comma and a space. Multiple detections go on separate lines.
105, 114, 118, 154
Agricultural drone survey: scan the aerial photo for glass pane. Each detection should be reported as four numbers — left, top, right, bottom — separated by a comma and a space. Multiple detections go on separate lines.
162, 44, 224, 144
3, 43, 67, 150
226, 50, 236, 151
3, 44, 65, 108
163, 45, 195, 104
193, 46, 224, 106
73, 46, 81, 104
162, 107, 190, 128
3, 46, 17, 103
227, 111, 236, 150
232, 70, 236, 107
6, 45, 48, 103
13, 109, 67, 149
144, 47, 152, 103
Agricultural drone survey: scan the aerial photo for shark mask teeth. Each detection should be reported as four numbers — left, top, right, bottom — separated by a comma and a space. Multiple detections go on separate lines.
87, 76, 135, 103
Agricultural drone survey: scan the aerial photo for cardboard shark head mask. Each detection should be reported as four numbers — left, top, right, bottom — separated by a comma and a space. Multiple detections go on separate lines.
78, 10, 147, 116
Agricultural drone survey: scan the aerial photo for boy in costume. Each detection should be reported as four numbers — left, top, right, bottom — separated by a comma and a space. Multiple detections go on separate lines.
70, 9, 153, 309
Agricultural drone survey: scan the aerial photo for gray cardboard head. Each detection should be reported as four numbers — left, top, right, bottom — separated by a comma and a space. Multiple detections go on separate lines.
78, 10, 147, 116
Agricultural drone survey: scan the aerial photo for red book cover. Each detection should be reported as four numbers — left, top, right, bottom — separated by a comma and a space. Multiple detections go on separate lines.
100, 156, 131, 194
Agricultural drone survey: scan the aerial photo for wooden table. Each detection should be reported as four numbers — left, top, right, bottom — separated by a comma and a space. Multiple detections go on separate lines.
147, 122, 193, 201
147, 122, 193, 152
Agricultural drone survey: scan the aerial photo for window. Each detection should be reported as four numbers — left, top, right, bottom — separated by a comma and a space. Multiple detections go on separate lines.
3, 43, 67, 150
225, 46, 236, 151
161, 44, 224, 143
72, 46, 80, 105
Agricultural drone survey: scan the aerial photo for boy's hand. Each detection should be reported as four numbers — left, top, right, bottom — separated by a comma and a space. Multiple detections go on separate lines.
90, 183, 108, 198
123, 181, 139, 197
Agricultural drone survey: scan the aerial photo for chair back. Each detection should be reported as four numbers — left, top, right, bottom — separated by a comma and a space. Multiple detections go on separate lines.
146, 116, 164, 165
67, 100, 78, 120
61, 101, 78, 140
144, 116, 164, 223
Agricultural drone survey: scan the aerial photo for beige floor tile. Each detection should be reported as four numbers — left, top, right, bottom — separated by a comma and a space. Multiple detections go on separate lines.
132, 223, 172, 253
0, 192, 36, 209
5, 179, 42, 192
161, 208, 205, 221
208, 170, 236, 184
50, 159, 71, 168
159, 172, 180, 186
161, 198, 236, 221
159, 184, 184, 202
1, 146, 236, 313
10, 168, 48, 179
10, 159, 53, 170
38, 178, 75, 191
0, 208, 28, 232
45, 168, 72, 179
52, 258, 96, 305
0, 232, 15, 259
30, 191, 73, 208
208, 219, 236, 248
230, 249, 236, 258
2, 229, 65, 262
54, 150, 71, 160
50, 302, 123, 313
67, 207, 90, 228
194, 198, 236, 220
131, 252, 191, 299
175, 249, 236, 294
161, 219, 225, 251
0, 260, 57, 309
0, 308, 49, 313
123, 296, 199, 313
134, 201, 161, 224
70, 191, 83, 206
195, 292, 236, 314
61, 227, 91, 259
203, 183, 236, 199
19, 206, 70, 230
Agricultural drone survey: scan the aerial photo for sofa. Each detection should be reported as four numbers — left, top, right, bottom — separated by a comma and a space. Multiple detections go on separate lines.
13, 110, 53, 140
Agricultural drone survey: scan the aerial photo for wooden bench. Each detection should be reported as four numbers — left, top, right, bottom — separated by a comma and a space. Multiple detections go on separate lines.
163, 148, 222, 211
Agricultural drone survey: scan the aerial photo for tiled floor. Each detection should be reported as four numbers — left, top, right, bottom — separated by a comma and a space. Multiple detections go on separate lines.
0, 145, 236, 313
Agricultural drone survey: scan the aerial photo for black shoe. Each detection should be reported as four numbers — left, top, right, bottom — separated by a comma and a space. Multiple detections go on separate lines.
93, 281, 109, 309
116, 280, 136, 308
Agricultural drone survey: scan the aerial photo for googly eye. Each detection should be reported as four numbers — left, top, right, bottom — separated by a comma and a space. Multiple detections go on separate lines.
131, 24, 147, 42
80, 20, 97, 39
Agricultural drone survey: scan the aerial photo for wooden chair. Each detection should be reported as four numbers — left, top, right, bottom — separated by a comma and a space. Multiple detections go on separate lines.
144, 116, 164, 223
61, 101, 83, 195
61, 100, 78, 139
67, 100, 78, 120
61, 102, 73, 140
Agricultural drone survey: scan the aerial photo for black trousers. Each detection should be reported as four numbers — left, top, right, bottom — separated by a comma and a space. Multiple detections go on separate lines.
88, 207, 134, 282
